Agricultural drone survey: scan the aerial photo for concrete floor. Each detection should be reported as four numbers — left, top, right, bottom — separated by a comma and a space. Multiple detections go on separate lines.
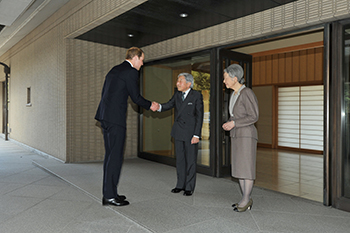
1, 137, 350, 233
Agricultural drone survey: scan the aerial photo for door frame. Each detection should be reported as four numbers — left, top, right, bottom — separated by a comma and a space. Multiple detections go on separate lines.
215, 49, 252, 177
139, 48, 217, 176
329, 20, 350, 211
139, 47, 253, 177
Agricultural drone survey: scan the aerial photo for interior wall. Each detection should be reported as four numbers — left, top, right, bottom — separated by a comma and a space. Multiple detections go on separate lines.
234, 31, 323, 54
235, 31, 323, 147
253, 86, 273, 145
253, 46, 323, 86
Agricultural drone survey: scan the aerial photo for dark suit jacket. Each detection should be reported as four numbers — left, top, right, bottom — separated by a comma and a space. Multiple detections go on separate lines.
95, 61, 151, 127
161, 89, 204, 141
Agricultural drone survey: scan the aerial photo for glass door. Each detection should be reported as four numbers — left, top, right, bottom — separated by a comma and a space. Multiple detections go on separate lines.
139, 48, 252, 178
216, 49, 252, 177
140, 50, 214, 176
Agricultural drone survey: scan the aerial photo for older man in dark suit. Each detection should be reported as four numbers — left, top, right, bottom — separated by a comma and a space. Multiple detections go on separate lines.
157, 73, 204, 196
95, 47, 158, 206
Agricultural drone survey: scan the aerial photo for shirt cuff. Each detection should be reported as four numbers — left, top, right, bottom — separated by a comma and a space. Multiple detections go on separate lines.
157, 104, 162, 112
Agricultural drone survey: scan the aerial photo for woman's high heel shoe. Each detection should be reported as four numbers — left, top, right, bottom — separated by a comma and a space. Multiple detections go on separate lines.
233, 199, 253, 212
232, 203, 238, 208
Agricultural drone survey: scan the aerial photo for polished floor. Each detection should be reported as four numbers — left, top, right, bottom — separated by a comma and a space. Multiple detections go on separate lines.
255, 148, 323, 203
148, 144, 324, 203
2, 137, 349, 233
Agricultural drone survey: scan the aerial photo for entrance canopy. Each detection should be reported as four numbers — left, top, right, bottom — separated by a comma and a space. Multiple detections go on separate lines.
76, 0, 297, 48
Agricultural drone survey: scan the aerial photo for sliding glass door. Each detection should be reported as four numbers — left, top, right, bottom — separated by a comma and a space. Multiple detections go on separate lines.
139, 51, 213, 175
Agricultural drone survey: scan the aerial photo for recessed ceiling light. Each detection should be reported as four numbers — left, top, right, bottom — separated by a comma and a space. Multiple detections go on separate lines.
179, 13, 188, 18
127, 34, 134, 38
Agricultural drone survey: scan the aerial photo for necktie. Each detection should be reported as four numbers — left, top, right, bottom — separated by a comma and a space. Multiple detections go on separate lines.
182, 92, 185, 101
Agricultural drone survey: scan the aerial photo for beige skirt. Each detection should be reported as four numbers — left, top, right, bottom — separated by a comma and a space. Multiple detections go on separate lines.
231, 137, 257, 179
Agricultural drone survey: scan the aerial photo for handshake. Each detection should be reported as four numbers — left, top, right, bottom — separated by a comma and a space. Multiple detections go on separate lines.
150, 101, 160, 112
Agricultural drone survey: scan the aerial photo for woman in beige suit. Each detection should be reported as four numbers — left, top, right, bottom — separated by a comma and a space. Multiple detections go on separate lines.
222, 64, 259, 212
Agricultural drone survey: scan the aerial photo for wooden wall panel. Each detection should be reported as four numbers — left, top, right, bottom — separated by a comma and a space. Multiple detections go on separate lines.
272, 54, 279, 83
307, 49, 315, 81
315, 47, 323, 82
266, 55, 272, 84
260, 56, 266, 84
278, 53, 285, 83
292, 51, 300, 83
300, 50, 307, 82
253, 57, 259, 85
252, 46, 324, 86
285, 52, 293, 83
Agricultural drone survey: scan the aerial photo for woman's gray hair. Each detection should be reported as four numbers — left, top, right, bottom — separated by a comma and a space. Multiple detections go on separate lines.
178, 73, 194, 88
224, 64, 245, 84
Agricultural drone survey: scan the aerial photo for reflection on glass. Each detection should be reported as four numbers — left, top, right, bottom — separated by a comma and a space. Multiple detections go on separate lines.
193, 70, 210, 166
142, 54, 211, 167
343, 27, 350, 198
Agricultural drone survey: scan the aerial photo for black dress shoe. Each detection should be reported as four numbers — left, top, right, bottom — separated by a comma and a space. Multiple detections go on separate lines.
102, 197, 129, 206
117, 195, 126, 201
183, 191, 193, 196
171, 188, 183, 193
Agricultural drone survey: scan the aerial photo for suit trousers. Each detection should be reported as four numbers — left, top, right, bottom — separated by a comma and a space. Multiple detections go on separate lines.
100, 121, 126, 199
174, 139, 198, 191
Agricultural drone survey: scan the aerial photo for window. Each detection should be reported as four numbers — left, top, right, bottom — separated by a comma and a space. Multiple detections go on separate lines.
278, 85, 323, 151
26, 87, 32, 107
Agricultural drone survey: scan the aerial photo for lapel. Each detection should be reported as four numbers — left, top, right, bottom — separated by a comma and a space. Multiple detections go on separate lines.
176, 89, 193, 118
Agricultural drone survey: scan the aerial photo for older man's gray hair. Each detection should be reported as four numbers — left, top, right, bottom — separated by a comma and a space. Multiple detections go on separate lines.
178, 73, 194, 88
224, 64, 245, 84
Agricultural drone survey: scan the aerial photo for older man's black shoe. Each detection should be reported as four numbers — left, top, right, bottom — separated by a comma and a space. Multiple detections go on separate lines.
102, 197, 129, 206
171, 188, 183, 193
183, 191, 193, 196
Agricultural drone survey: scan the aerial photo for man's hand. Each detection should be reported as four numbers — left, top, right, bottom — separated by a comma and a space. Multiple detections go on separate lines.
222, 121, 235, 131
191, 137, 200, 144
150, 102, 160, 112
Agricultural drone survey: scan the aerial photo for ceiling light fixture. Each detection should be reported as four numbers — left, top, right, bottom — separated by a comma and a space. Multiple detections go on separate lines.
127, 33, 134, 37
179, 13, 188, 18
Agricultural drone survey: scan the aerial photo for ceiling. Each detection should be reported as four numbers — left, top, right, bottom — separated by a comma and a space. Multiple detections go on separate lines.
0, 0, 70, 57
0, 0, 298, 60
0, 0, 33, 27
76, 0, 297, 48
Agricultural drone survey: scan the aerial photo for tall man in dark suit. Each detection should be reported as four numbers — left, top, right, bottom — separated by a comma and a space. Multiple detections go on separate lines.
95, 47, 159, 206
157, 73, 204, 196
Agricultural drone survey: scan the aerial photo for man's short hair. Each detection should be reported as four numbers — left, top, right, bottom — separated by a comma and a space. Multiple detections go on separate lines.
125, 47, 144, 60
178, 73, 194, 88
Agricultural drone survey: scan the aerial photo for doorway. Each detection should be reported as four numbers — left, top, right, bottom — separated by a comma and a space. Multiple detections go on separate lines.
139, 50, 214, 176
139, 29, 326, 204
225, 30, 325, 203
216, 49, 252, 177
